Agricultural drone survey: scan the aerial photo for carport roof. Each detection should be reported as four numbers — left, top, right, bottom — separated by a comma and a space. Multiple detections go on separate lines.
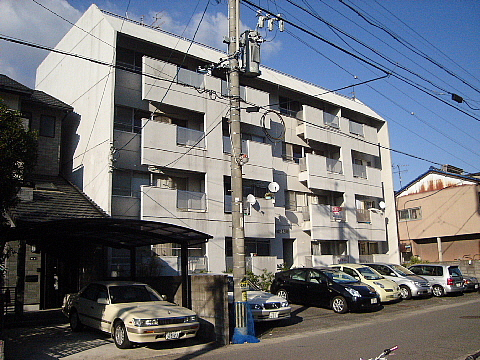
6, 217, 212, 251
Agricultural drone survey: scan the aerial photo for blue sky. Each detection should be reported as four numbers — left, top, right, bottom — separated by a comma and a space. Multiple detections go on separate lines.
1, 0, 479, 190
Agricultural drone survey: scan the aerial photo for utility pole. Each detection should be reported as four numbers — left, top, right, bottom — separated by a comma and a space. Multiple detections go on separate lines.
228, 0, 247, 333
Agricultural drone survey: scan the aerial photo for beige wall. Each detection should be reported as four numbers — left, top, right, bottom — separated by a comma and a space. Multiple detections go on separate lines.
397, 184, 480, 239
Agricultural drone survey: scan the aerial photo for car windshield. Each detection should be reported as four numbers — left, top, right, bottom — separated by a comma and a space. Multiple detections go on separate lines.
392, 264, 415, 276
108, 285, 163, 304
322, 269, 359, 284
357, 267, 382, 280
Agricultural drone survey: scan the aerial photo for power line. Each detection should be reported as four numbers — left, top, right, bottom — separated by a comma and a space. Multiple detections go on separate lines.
241, 0, 480, 123
339, 0, 480, 95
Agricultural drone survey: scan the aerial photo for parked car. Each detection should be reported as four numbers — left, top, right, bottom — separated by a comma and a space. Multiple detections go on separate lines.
330, 263, 402, 303
228, 277, 291, 322
408, 264, 464, 297
62, 281, 200, 349
463, 275, 479, 292
270, 267, 381, 314
361, 263, 432, 300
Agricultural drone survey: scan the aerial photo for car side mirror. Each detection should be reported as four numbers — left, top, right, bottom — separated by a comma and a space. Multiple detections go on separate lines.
97, 297, 109, 305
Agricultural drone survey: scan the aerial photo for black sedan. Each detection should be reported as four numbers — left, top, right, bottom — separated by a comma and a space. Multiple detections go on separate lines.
270, 267, 381, 314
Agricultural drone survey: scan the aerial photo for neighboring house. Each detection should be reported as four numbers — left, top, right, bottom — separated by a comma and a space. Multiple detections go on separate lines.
396, 165, 480, 263
1, 74, 107, 311
35, 4, 399, 276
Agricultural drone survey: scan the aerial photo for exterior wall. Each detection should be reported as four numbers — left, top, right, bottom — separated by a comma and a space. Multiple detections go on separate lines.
397, 185, 480, 239
36, 4, 115, 213
22, 103, 64, 176
37, 5, 399, 275
406, 237, 480, 262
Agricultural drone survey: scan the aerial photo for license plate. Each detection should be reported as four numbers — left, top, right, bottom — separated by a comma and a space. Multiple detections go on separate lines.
269, 312, 279, 319
371, 298, 378, 304
456, 283, 463, 287
475, 284, 479, 289
165, 331, 181, 340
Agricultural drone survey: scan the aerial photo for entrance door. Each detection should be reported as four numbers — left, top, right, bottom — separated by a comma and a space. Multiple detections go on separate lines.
282, 238, 294, 269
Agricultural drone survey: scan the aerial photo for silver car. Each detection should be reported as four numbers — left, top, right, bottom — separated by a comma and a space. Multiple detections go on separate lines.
362, 263, 432, 299
408, 264, 464, 297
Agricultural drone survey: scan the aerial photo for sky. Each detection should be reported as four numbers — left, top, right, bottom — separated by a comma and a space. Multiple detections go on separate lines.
1, 0, 479, 190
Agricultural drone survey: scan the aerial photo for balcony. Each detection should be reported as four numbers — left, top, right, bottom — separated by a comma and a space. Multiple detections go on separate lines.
323, 112, 339, 128
141, 186, 209, 228
353, 163, 367, 179
141, 120, 207, 172
223, 137, 273, 182
142, 57, 220, 113
224, 195, 275, 238
354, 208, 386, 241
298, 153, 345, 192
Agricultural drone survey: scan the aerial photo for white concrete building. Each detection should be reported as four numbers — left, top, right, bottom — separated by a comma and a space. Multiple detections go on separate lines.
36, 5, 399, 276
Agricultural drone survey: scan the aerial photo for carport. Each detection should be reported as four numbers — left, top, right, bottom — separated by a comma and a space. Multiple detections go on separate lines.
5, 217, 212, 312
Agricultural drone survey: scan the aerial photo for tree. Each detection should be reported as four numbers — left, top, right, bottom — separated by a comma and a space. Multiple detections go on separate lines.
0, 101, 37, 232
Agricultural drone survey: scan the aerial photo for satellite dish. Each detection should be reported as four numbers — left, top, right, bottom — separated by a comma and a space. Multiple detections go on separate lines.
268, 182, 280, 193
379, 201, 386, 209
246, 194, 257, 204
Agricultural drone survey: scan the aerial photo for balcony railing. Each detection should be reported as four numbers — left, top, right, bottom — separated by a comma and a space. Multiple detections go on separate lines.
177, 127, 205, 148
326, 158, 343, 174
356, 209, 371, 223
349, 121, 364, 136
177, 67, 204, 89
323, 112, 339, 128
177, 190, 206, 211
222, 136, 248, 154
353, 163, 367, 178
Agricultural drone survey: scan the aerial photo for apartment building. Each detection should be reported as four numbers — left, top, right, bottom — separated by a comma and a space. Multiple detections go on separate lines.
36, 5, 399, 276
396, 166, 480, 263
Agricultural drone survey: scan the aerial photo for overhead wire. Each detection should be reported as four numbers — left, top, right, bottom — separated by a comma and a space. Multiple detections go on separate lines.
241, 0, 480, 123
339, 0, 480, 95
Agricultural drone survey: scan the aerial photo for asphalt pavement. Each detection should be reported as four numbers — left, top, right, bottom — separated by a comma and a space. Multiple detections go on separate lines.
3, 291, 480, 360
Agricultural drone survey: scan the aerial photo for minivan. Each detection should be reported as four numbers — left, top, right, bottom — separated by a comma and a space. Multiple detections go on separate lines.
362, 263, 431, 299
408, 264, 464, 297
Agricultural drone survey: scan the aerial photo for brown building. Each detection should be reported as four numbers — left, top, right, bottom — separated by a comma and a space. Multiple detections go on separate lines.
396, 166, 480, 263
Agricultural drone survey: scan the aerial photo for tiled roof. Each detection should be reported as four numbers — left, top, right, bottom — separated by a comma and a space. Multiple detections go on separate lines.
28, 90, 73, 111
9, 175, 107, 224
0, 74, 33, 95
0, 74, 72, 111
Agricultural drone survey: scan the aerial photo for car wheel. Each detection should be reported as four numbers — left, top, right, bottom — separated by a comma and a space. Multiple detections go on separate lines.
432, 285, 445, 297
113, 321, 133, 349
69, 309, 83, 332
276, 289, 288, 301
399, 285, 412, 300
331, 296, 348, 314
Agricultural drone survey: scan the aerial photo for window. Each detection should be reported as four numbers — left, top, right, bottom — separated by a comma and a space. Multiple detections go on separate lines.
225, 238, 270, 256
40, 115, 55, 137
398, 207, 422, 221
282, 143, 303, 163
112, 170, 150, 197
114, 106, 150, 133
279, 96, 301, 118
311, 241, 347, 255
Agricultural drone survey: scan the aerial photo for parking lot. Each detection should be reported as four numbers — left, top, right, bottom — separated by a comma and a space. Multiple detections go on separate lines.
3, 291, 480, 359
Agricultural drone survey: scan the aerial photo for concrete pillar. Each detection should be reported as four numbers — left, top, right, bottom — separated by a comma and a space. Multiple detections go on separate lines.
437, 237, 443, 262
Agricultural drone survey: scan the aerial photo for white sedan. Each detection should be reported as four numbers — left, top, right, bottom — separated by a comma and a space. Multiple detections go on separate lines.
228, 277, 291, 322
62, 281, 199, 348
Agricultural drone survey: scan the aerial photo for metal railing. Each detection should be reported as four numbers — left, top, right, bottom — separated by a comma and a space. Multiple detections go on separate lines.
1, 287, 15, 315
349, 121, 364, 136
356, 209, 371, 223
177, 67, 204, 89
177, 190, 206, 211
326, 158, 343, 174
353, 163, 367, 178
323, 112, 339, 128
177, 127, 205, 148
